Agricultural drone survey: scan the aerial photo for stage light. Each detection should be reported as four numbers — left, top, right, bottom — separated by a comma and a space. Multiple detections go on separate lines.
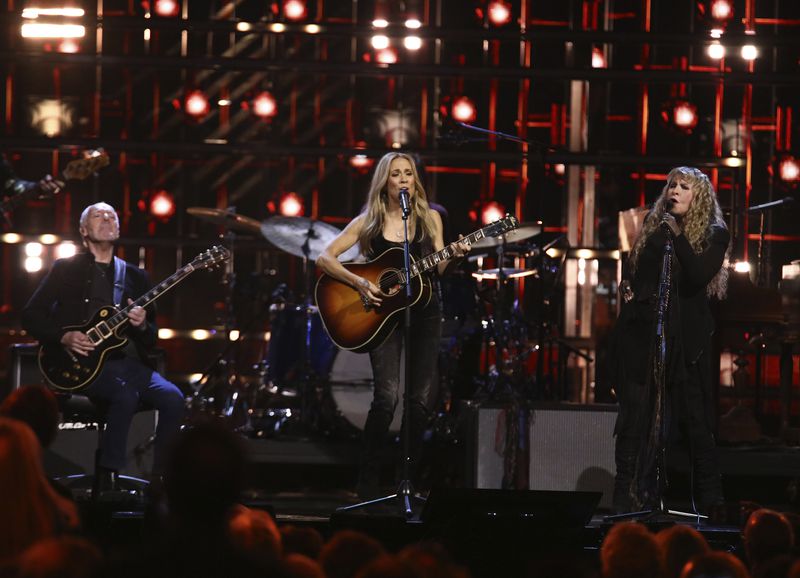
24, 257, 43, 273
350, 154, 373, 170
487, 1, 512, 26
184, 90, 210, 118
58, 38, 79, 53
252, 91, 277, 119
591, 47, 606, 69
733, 261, 751, 274
405, 18, 421, 29
480, 201, 505, 225
661, 99, 698, 134
375, 47, 398, 64
372, 18, 389, 28
22, 8, 85, 18
451, 96, 477, 123
304, 24, 320, 34
279, 192, 304, 217
710, 28, 723, 38
21, 23, 84, 38
283, 0, 306, 21
403, 36, 422, 50
55, 242, 77, 259
707, 42, 725, 59
154, 0, 180, 18
2, 233, 22, 243
191, 329, 212, 340
149, 190, 176, 220
371, 34, 389, 50
709, 0, 733, 21
269, 23, 286, 33
741, 44, 758, 60
779, 156, 800, 183
236, 22, 252, 32
25, 242, 43, 257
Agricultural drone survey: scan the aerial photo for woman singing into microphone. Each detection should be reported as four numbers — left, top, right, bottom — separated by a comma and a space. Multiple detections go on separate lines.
610, 167, 730, 514
316, 152, 470, 499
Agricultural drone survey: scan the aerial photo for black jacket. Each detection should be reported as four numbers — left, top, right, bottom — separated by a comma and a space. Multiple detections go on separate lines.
22, 252, 158, 360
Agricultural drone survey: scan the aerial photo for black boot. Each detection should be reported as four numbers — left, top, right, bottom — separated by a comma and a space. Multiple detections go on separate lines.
356, 409, 393, 500
613, 435, 638, 513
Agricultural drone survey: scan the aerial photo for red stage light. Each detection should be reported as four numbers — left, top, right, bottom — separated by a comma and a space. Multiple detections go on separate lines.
779, 156, 800, 183
184, 90, 210, 118
279, 192, 304, 217
253, 91, 277, 119
154, 0, 180, 18
451, 96, 477, 123
487, 1, 512, 26
709, 0, 733, 21
283, 0, 307, 21
350, 154, 373, 170
149, 190, 176, 220
661, 99, 698, 134
375, 47, 398, 64
481, 201, 505, 225
591, 46, 606, 69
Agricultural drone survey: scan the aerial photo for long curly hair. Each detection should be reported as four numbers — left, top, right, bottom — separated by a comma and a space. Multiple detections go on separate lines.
629, 166, 729, 299
357, 152, 438, 256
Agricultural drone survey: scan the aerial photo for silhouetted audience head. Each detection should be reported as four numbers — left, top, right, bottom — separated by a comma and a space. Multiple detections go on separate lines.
679, 551, 749, 578
744, 509, 795, 570
164, 420, 246, 526
657, 525, 711, 578
754, 554, 793, 578
319, 530, 386, 578
355, 554, 421, 578
0, 417, 78, 562
0, 385, 60, 448
281, 524, 325, 560
600, 522, 660, 578
16, 536, 102, 578
227, 505, 282, 570
399, 542, 470, 578
283, 553, 326, 578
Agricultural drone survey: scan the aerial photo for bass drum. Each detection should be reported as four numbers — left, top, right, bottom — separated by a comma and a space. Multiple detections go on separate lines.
328, 349, 403, 432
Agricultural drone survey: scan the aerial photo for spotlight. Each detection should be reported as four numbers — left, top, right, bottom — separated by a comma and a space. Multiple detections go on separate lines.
741, 44, 758, 61
778, 156, 800, 183
184, 90, 210, 118
451, 96, 477, 123
375, 47, 398, 64
661, 99, 698, 134
405, 19, 422, 29
149, 190, 176, 220
279, 192, 304, 217
58, 38, 80, 53
707, 42, 725, 59
154, 0, 180, 18
709, 0, 733, 21
283, 0, 306, 21
480, 201, 505, 225
371, 35, 390, 50
253, 91, 277, 119
403, 36, 422, 50
350, 154, 374, 170
372, 18, 389, 28
487, 1, 512, 26
55, 242, 77, 259
591, 46, 606, 69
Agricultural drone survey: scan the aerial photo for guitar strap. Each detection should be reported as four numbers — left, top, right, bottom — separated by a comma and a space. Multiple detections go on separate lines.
112, 256, 126, 307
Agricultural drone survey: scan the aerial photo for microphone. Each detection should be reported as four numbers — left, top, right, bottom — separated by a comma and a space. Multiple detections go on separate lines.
664, 199, 675, 213
399, 187, 411, 216
661, 200, 675, 235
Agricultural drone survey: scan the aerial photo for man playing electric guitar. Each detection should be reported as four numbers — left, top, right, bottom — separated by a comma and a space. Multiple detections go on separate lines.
22, 202, 185, 489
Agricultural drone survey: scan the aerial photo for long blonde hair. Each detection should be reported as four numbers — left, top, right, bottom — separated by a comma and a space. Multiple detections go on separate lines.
357, 152, 438, 256
629, 167, 729, 299
0, 417, 79, 562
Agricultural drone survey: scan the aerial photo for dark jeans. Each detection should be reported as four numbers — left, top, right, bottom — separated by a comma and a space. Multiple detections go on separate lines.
83, 356, 185, 474
358, 298, 442, 492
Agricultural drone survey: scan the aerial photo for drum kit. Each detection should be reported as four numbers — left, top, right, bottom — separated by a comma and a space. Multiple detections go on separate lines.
185, 206, 553, 437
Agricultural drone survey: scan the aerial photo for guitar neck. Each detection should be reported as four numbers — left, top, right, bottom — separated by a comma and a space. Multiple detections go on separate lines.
409, 226, 492, 278
101, 262, 200, 332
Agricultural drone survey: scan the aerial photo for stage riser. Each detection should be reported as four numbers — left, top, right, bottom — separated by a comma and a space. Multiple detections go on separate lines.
464, 404, 618, 509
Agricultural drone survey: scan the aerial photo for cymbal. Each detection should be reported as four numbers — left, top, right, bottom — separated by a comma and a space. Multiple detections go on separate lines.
187, 207, 262, 235
261, 216, 360, 262
470, 221, 542, 250
472, 267, 538, 281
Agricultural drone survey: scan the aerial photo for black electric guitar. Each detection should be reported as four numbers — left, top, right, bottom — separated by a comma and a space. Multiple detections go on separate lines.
38, 245, 230, 392
0, 151, 110, 213
315, 215, 519, 353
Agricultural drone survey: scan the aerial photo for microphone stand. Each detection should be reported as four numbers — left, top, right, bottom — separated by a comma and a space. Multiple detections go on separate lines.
605, 223, 704, 522
337, 188, 425, 518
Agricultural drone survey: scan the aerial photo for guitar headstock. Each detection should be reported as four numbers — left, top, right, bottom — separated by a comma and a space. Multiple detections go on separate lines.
192, 245, 231, 270
62, 150, 110, 181
485, 214, 519, 237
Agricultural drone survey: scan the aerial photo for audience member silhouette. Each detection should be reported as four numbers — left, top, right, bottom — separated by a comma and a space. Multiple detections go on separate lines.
355, 554, 422, 578
599, 522, 661, 578
15, 536, 102, 578
0, 418, 79, 564
281, 525, 325, 560
227, 505, 283, 572
744, 509, 795, 575
282, 553, 326, 578
0, 386, 60, 449
754, 554, 793, 578
679, 552, 750, 578
398, 542, 471, 578
319, 530, 386, 578
657, 525, 711, 578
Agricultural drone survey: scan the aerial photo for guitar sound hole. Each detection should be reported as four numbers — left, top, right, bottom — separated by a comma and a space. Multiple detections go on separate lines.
378, 270, 402, 295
